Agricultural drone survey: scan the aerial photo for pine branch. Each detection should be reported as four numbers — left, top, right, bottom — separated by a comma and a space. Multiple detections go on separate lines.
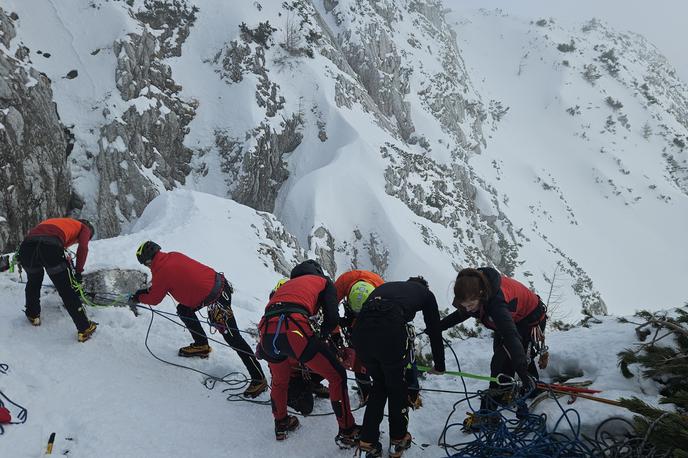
618, 348, 639, 378
648, 318, 688, 337
618, 397, 688, 454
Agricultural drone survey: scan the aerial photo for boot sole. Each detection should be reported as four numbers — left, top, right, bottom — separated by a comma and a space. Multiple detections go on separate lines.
389, 444, 411, 458
178, 353, 210, 359
243, 385, 268, 398
335, 437, 359, 449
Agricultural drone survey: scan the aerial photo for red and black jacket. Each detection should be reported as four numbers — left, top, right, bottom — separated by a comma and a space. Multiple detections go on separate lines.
25, 218, 91, 273
440, 267, 544, 379
137, 251, 222, 309
261, 274, 339, 338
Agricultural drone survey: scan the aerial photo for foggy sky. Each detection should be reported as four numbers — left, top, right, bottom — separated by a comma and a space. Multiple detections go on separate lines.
448, 0, 688, 83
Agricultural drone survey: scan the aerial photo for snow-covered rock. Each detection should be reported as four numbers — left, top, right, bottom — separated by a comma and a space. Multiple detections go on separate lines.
0, 8, 70, 253
1, 0, 686, 315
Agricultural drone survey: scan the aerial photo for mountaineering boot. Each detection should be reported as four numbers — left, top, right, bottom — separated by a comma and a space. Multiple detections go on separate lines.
243, 378, 268, 398
461, 411, 500, 432
355, 441, 382, 458
25, 309, 40, 326
388, 432, 412, 458
178, 343, 212, 358
274, 415, 299, 440
407, 390, 423, 410
311, 381, 329, 398
335, 424, 361, 448
77, 321, 98, 343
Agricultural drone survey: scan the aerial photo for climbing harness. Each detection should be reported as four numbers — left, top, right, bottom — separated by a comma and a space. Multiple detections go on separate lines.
531, 323, 549, 369
206, 280, 234, 334
272, 313, 286, 356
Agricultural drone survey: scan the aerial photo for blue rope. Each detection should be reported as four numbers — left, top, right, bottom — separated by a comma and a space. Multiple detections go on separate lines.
441, 389, 602, 457
438, 337, 598, 457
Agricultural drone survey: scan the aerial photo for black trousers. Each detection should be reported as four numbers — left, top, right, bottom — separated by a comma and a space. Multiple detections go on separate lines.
490, 319, 546, 382
481, 318, 547, 409
355, 370, 372, 400
176, 285, 265, 382
18, 239, 90, 332
352, 316, 409, 443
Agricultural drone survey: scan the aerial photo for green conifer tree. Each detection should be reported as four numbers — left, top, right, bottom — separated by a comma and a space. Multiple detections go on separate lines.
617, 306, 688, 456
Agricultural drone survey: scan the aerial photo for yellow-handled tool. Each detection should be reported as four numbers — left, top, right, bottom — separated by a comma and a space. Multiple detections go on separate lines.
45, 432, 55, 455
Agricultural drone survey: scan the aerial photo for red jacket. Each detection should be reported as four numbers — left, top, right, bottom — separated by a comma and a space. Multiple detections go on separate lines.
496, 275, 541, 324
440, 267, 542, 381
138, 251, 217, 308
334, 270, 384, 302
27, 218, 91, 273
267, 275, 327, 316
264, 274, 339, 337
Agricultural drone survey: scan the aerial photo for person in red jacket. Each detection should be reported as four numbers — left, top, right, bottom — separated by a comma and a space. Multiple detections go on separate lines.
440, 267, 547, 419
132, 241, 267, 398
257, 260, 360, 446
18, 217, 97, 342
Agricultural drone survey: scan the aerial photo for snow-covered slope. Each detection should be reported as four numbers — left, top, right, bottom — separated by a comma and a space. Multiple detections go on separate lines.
0, 211, 667, 455
444, 8, 688, 313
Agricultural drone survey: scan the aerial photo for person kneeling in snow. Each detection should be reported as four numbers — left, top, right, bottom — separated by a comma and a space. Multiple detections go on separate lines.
440, 267, 547, 427
18, 217, 97, 342
131, 241, 267, 398
256, 260, 360, 446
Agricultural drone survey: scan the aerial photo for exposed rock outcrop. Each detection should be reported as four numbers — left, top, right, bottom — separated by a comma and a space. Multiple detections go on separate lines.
0, 9, 70, 252
89, 3, 198, 237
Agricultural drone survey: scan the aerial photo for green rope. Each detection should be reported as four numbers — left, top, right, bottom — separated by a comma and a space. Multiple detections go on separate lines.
414, 364, 499, 383
66, 265, 129, 308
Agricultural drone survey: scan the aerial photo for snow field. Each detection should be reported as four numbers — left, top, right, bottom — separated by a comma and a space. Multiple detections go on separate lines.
0, 191, 667, 457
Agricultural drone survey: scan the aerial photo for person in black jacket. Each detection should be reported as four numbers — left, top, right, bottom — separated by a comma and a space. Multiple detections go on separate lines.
440, 267, 547, 414
352, 277, 445, 458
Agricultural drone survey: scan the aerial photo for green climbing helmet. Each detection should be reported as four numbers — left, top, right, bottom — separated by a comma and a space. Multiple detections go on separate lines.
347, 281, 376, 314
273, 277, 289, 292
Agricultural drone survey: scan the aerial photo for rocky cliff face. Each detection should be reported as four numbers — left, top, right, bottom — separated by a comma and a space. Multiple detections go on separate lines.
0, 8, 70, 252
5, 0, 685, 314
87, 1, 198, 237
321, 0, 485, 150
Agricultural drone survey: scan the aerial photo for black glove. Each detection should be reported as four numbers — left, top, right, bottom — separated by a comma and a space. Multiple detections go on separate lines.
74, 271, 83, 284
329, 332, 345, 351
131, 288, 148, 303
518, 373, 536, 394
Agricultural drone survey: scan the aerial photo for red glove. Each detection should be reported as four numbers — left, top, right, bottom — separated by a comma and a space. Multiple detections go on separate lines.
0, 406, 11, 424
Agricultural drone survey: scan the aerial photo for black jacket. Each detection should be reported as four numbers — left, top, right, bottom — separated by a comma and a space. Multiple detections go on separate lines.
440, 267, 529, 380
359, 281, 445, 372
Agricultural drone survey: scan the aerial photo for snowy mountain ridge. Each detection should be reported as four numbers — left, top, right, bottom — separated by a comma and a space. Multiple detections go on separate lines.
0, 0, 686, 318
